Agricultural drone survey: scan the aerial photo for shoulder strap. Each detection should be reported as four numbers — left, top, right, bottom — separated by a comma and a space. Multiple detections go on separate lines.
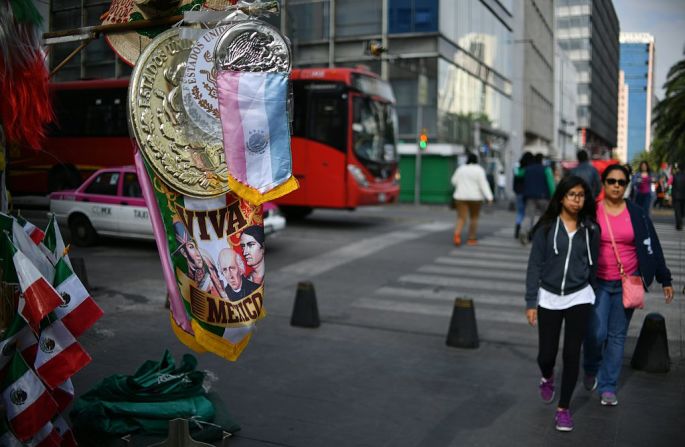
601, 202, 625, 277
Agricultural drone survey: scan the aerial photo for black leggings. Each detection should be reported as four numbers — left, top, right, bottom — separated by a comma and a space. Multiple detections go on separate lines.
537, 304, 592, 408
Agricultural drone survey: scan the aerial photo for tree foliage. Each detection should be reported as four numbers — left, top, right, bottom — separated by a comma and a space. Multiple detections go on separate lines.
653, 57, 685, 164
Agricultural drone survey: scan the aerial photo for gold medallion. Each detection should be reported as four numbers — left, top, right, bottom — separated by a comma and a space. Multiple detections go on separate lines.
128, 28, 229, 198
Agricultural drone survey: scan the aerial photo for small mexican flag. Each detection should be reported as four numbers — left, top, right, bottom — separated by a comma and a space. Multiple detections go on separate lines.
13, 220, 54, 284
1, 353, 59, 442
35, 319, 91, 389
53, 258, 102, 338
17, 322, 38, 365
0, 417, 22, 446
50, 378, 74, 412
52, 416, 76, 447
16, 215, 45, 245
0, 315, 29, 372
25, 421, 60, 447
8, 234, 64, 332
41, 215, 70, 268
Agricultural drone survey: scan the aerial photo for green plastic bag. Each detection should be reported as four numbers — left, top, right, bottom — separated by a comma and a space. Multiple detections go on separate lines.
70, 350, 237, 440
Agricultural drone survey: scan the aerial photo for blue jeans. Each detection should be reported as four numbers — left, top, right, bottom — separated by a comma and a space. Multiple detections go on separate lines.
635, 192, 653, 216
583, 279, 634, 394
515, 194, 526, 225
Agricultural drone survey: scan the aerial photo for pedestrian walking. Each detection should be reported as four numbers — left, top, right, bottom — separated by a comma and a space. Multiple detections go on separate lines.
570, 149, 601, 198
450, 153, 493, 246
672, 163, 685, 230
521, 153, 555, 244
525, 175, 599, 432
496, 170, 507, 201
514, 152, 533, 239
583, 164, 674, 407
633, 161, 655, 215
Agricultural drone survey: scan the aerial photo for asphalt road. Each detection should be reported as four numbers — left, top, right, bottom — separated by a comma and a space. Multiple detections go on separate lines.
14, 203, 685, 446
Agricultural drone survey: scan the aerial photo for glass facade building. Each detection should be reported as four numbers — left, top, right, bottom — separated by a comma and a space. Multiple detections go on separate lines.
282, 0, 514, 153
48, 0, 513, 153
619, 33, 655, 162
556, 0, 619, 153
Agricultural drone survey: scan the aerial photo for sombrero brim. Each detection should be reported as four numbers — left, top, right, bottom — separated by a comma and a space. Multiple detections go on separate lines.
100, 0, 218, 67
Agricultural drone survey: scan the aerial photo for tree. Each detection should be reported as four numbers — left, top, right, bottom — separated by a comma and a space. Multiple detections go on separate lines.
653, 57, 685, 164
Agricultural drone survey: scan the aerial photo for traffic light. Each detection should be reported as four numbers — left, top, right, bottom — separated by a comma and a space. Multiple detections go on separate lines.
419, 129, 428, 151
364, 40, 386, 58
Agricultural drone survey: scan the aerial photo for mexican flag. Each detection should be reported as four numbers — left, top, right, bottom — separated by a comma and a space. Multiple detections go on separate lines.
0, 418, 22, 446
0, 317, 38, 383
25, 421, 60, 447
13, 220, 54, 284
52, 257, 102, 338
34, 319, 91, 389
0, 315, 29, 372
41, 215, 70, 268
1, 353, 59, 442
53, 416, 76, 447
50, 378, 74, 412
8, 234, 64, 332
16, 215, 45, 245
17, 322, 38, 365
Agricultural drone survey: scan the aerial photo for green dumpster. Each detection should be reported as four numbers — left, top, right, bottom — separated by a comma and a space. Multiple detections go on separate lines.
399, 154, 457, 204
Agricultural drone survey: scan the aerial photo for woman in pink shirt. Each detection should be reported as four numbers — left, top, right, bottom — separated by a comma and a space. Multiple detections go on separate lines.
583, 164, 674, 407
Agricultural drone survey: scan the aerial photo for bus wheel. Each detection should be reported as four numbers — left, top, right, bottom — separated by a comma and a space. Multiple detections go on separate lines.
69, 215, 97, 246
280, 206, 313, 220
48, 165, 81, 193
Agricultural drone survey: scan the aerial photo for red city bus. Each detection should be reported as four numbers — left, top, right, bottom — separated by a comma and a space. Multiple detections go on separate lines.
8, 68, 400, 216
278, 67, 400, 218
8, 79, 132, 195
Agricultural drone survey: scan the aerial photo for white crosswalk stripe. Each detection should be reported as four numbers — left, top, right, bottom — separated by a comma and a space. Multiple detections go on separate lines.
352, 221, 685, 346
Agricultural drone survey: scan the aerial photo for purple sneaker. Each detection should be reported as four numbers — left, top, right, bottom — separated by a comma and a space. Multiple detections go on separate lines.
555, 408, 574, 432
539, 376, 555, 403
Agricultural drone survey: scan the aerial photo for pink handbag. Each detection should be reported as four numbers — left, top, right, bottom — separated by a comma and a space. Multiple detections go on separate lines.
602, 206, 645, 309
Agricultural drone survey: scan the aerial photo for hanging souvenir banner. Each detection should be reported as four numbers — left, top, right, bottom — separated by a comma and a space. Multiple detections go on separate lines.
214, 20, 298, 205
136, 154, 265, 361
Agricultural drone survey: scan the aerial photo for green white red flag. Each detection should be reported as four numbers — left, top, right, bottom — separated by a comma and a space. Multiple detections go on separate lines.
16, 215, 45, 246
1, 353, 59, 442
13, 220, 54, 284
50, 378, 74, 413
25, 421, 60, 447
0, 315, 29, 372
52, 258, 102, 338
8, 235, 64, 332
41, 215, 70, 268
0, 418, 22, 446
35, 319, 91, 389
53, 416, 76, 447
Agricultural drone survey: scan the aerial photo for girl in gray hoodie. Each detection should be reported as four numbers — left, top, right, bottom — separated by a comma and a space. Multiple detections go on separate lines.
524, 175, 599, 432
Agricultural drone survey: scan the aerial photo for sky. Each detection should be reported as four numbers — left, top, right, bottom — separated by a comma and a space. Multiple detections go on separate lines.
614, 0, 685, 99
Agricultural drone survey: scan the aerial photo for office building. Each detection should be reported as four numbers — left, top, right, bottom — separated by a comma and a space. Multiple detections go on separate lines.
556, 0, 619, 155
619, 32, 655, 162
554, 43, 579, 161
616, 69, 629, 162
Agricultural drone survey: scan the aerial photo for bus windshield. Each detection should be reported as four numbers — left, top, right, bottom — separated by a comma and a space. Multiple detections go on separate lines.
352, 96, 397, 168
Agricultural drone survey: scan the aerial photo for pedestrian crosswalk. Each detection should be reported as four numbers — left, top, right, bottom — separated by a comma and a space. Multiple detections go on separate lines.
352, 222, 685, 350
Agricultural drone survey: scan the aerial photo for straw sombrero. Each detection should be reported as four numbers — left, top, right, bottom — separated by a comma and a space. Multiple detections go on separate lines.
100, 0, 233, 66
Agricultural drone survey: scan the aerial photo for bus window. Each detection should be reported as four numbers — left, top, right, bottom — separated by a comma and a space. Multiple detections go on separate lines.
49, 88, 128, 137
292, 82, 347, 152
309, 93, 347, 152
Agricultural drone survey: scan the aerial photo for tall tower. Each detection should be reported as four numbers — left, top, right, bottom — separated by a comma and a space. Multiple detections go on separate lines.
556, 0, 620, 157
616, 70, 629, 163
619, 33, 655, 162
